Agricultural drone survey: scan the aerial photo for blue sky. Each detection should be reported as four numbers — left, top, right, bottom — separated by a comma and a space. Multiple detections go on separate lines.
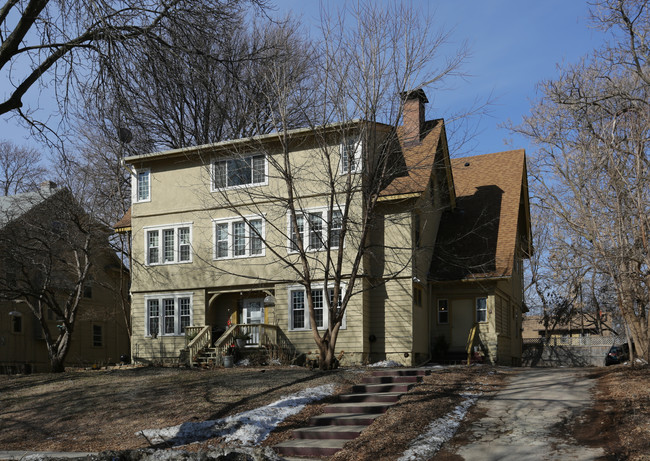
274, 0, 607, 157
0, 1, 606, 158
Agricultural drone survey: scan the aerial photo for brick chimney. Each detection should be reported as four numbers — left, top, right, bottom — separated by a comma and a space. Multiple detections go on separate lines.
40, 181, 58, 193
400, 89, 429, 145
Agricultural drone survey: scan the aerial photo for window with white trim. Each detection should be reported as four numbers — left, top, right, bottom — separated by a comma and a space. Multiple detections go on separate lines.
213, 216, 265, 259
146, 293, 193, 336
212, 154, 266, 189
340, 137, 362, 174
476, 297, 487, 323
145, 224, 192, 265
288, 208, 343, 253
289, 285, 346, 331
134, 169, 151, 203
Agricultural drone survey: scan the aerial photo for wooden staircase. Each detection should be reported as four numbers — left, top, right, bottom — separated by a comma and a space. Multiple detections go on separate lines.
273, 368, 430, 458
193, 346, 220, 367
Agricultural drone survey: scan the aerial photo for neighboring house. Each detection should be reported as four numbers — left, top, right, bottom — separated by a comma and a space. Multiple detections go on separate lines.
119, 89, 532, 366
522, 313, 616, 341
0, 182, 130, 373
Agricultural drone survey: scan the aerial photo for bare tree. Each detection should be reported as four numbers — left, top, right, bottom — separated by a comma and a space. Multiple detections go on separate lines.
0, 185, 110, 372
0, 140, 47, 195
0, 0, 266, 134
77, 14, 313, 154
189, 1, 468, 369
515, 0, 650, 359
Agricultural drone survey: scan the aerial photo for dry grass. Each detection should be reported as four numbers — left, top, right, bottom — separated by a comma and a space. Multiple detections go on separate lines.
2, 364, 646, 460
574, 364, 650, 461
0, 365, 366, 452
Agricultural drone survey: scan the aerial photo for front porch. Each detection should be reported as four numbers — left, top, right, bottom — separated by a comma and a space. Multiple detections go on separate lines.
183, 323, 295, 367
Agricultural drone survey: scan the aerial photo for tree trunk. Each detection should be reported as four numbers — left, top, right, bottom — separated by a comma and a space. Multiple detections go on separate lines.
46, 330, 72, 373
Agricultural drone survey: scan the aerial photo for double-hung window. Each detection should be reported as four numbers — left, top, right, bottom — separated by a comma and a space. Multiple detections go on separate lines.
134, 169, 151, 202
146, 293, 193, 336
288, 208, 344, 253
145, 223, 192, 265
213, 216, 265, 259
476, 297, 487, 323
340, 137, 362, 174
212, 154, 266, 189
289, 285, 346, 331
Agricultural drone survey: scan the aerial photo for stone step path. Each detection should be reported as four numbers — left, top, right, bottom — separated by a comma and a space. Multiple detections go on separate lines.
273, 368, 430, 458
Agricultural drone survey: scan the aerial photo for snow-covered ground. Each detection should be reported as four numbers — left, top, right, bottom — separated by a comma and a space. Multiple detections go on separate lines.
138, 364, 478, 458
397, 390, 481, 460
138, 384, 336, 447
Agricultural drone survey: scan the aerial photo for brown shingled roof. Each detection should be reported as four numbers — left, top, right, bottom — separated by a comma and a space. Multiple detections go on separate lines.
380, 119, 444, 197
429, 149, 529, 281
114, 207, 131, 232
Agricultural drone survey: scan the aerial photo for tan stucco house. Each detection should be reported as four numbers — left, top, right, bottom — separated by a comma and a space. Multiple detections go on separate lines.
119, 90, 532, 366
0, 182, 130, 373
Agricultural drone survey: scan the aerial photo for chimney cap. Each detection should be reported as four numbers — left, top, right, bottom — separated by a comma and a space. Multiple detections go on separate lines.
40, 181, 58, 192
400, 88, 429, 104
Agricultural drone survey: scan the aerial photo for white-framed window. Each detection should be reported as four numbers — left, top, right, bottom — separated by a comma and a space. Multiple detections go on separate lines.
288, 284, 346, 331
288, 208, 344, 253
213, 216, 265, 259
212, 153, 267, 190
146, 293, 193, 337
144, 223, 192, 265
340, 137, 362, 174
134, 169, 151, 203
438, 299, 449, 324
476, 297, 487, 323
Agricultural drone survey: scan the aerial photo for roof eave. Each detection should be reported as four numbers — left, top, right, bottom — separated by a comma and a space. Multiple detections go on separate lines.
123, 119, 389, 164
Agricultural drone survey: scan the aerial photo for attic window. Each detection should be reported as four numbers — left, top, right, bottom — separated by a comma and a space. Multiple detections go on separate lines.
464, 162, 470, 167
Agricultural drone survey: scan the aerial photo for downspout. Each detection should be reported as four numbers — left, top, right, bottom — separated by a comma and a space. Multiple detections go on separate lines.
416, 282, 433, 367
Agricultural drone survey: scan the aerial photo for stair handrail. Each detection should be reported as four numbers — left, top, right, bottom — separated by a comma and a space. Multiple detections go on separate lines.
186, 325, 212, 364
213, 324, 239, 360
466, 323, 478, 365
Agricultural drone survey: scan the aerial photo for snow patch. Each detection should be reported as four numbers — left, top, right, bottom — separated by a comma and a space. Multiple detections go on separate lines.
138, 384, 336, 447
368, 360, 402, 368
397, 391, 481, 461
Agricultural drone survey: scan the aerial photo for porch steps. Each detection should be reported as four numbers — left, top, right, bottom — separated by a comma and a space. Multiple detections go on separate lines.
273, 368, 429, 458
193, 347, 219, 366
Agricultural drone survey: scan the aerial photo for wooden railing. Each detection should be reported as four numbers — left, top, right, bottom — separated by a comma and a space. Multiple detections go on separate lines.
211, 324, 296, 366
466, 324, 478, 365
185, 325, 211, 364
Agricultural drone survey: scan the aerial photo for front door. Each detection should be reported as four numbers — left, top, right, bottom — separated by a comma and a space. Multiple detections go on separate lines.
451, 298, 475, 350
242, 298, 263, 345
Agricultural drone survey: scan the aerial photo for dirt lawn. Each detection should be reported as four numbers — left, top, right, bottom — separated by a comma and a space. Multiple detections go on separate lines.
1, 364, 648, 460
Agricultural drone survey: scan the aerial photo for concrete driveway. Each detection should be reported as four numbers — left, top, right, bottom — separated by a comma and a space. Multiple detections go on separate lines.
445, 368, 605, 461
